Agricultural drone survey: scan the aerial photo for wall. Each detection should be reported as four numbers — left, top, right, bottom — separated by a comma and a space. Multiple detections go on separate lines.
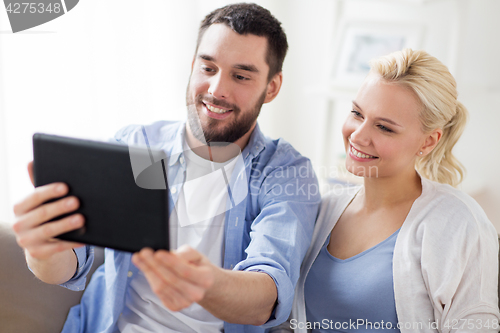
454, 0, 500, 229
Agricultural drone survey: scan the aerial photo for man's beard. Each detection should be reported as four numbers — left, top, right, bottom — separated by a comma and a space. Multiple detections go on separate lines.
186, 84, 266, 145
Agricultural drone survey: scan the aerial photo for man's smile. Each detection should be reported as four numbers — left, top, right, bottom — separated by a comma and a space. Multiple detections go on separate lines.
204, 102, 232, 114
202, 102, 234, 120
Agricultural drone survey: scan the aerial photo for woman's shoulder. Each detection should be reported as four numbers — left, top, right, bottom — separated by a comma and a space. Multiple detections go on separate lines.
415, 177, 496, 239
422, 178, 487, 219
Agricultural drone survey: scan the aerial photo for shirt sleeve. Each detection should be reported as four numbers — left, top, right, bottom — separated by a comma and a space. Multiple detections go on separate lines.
113, 124, 137, 144
59, 245, 95, 291
421, 198, 500, 333
234, 153, 321, 328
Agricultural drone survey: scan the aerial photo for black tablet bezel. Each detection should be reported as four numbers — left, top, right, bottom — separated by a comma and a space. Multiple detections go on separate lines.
33, 133, 170, 253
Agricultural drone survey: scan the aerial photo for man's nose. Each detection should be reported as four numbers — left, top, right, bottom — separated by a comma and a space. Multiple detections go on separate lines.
208, 73, 230, 99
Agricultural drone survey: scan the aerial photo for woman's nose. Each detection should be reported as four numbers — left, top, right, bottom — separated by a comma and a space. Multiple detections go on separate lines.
350, 123, 371, 147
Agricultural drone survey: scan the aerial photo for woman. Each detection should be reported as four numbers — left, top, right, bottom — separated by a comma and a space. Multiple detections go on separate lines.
291, 49, 499, 332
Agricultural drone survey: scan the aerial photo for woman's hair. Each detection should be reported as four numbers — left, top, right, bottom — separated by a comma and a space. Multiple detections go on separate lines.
369, 48, 468, 187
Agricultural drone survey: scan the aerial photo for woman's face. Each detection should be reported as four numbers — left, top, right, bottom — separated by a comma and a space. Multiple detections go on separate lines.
342, 74, 428, 179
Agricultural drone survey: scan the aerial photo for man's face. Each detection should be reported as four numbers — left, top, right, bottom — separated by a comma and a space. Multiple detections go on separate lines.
186, 24, 273, 144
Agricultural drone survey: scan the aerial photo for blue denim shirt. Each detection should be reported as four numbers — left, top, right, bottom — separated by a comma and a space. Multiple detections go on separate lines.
60, 121, 320, 333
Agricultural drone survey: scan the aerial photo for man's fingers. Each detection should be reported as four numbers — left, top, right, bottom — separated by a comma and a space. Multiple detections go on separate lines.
13, 182, 69, 217
133, 250, 189, 288
155, 250, 213, 288
145, 270, 194, 311
150, 254, 206, 302
174, 245, 203, 264
28, 161, 35, 186
133, 253, 199, 311
133, 251, 207, 306
13, 195, 79, 233
16, 214, 84, 248
34, 214, 84, 242
134, 248, 214, 289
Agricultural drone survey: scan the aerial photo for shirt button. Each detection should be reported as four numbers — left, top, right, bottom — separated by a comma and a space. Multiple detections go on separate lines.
171, 187, 177, 194
179, 157, 184, 164
127, 271, 133, 278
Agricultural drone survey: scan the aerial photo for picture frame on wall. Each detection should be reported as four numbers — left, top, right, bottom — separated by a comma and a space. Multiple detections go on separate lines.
331, 20, 424, 88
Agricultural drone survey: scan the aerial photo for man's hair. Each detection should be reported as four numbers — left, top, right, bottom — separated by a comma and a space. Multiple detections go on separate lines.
195, 3, 288, 81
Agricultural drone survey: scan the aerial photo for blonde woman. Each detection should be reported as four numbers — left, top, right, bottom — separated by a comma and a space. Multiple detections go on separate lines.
291, 49, 499, 332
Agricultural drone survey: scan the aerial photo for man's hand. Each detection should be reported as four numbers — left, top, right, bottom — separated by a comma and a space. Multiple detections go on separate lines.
133, 245, 277, 325
132, 245, 215, 311
12, 161, 85, 284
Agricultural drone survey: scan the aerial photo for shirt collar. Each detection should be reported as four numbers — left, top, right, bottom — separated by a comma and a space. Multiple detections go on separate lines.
241, 122, 266, 160
168, 122, 187, 167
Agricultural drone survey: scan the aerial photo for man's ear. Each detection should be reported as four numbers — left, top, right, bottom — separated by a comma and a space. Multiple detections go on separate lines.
418, 128, 443, 156
264, 72, 283, 104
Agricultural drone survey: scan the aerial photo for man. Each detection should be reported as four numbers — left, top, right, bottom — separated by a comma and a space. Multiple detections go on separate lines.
12, 3, 320, 332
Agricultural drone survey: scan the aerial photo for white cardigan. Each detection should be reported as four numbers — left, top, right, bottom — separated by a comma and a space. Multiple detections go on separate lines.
291, 177, 500, 333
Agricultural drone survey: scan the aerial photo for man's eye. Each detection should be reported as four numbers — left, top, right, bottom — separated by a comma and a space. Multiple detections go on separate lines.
202, 66, 215, 73
235, 74, 248, 81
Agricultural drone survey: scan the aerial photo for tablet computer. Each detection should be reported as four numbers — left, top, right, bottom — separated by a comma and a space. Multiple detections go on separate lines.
33, 133, 170, 253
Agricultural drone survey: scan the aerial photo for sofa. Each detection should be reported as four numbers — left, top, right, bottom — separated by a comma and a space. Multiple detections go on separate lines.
0, 221, 498, 333
0, 221, 104, 333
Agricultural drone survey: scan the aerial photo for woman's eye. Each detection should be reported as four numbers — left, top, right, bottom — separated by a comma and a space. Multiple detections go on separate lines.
351, 110, 362, 117
378, 125, 394, 133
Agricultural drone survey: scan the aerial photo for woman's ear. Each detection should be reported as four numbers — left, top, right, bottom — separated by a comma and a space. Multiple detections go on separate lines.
418, 128, 443, 156
263, 72, 283, 104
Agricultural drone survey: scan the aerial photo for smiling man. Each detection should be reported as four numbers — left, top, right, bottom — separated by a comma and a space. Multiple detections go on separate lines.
187, 24, 270, 145
12, 3, 320, 333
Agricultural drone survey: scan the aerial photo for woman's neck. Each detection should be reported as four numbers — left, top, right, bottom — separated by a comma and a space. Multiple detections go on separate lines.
360, 168, 422, 211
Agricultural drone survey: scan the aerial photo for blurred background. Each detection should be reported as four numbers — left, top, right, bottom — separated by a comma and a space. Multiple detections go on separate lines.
1, 0, 499, 231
